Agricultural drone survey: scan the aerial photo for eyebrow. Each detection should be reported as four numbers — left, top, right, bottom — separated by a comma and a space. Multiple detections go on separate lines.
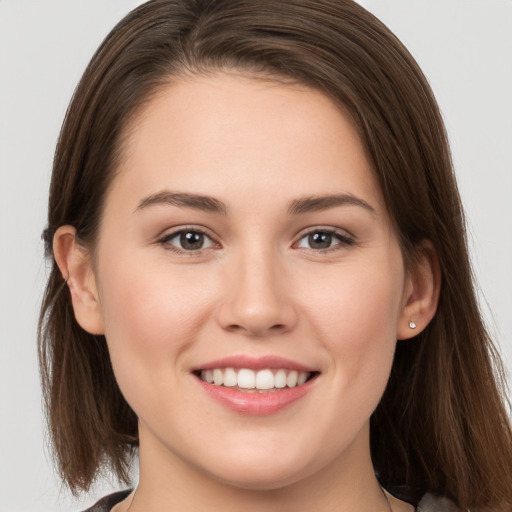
135, 191, 228, 214
287, 194, 376, 215
135, 190, 376, 216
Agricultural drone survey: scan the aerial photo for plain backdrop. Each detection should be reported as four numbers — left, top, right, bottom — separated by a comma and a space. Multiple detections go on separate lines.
0, 1, 510, 511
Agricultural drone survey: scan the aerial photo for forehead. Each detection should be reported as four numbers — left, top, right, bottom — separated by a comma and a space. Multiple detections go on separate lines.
109, 73, 384, 215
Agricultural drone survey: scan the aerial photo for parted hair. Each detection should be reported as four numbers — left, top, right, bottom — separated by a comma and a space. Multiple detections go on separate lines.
39, 0, 512, 509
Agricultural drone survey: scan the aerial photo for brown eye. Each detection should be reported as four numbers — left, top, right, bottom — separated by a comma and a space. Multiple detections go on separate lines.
160, 229, 215, 252
308, 232, 333, 249
296, 229, 354, 251
180, 231, 205, 250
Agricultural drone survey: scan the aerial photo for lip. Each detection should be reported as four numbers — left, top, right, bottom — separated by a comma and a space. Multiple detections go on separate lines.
191, 355, 319, 415
195, 375, 318, 415
191, 355, 316, 373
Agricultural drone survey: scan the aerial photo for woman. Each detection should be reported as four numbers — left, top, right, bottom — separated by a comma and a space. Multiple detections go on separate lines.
38, 1, 512, 511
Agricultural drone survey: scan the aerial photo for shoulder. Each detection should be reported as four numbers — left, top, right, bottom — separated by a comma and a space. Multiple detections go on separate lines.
82, 490, 133, 512
417, 493, 462, 512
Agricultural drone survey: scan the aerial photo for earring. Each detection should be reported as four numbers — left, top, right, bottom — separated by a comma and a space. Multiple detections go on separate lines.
409, 321, 417, 329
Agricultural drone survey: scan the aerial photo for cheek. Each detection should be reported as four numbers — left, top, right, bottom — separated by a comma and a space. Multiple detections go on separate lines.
99, 250, 213, 336
303, 259, 404, 397
306, 259, 404, 338
95, 256, 216, 397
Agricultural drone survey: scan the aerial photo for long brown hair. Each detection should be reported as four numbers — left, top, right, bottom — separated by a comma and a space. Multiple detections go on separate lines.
39, 0, 512, 508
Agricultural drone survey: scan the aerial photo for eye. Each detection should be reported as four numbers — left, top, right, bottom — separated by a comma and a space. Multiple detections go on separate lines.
158, 228, 217, 253
295, 229, 354, 251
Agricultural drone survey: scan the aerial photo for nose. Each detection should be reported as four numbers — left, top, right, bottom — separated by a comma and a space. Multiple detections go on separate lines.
216, 249, 298, 337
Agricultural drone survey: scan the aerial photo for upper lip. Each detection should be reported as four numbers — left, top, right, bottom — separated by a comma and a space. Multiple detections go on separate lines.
191, 355, 317, 373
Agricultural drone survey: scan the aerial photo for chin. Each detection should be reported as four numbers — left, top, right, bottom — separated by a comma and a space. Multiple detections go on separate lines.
214, 467, 308, 492
197, 448, 325, 492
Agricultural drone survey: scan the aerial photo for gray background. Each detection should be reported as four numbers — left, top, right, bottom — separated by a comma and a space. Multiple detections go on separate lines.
1, 1, 510, 510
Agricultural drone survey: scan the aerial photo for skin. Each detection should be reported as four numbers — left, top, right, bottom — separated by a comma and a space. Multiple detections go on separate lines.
55, 73, 438, 512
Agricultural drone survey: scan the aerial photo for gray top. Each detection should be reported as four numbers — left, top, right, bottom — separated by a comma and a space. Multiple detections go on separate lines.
417, 493, 461, 511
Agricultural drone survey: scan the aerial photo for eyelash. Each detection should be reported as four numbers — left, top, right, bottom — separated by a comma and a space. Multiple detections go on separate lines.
157, 227, 355, 254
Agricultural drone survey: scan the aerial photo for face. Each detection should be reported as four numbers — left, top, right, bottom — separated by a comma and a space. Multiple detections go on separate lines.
86, 74, 413, 490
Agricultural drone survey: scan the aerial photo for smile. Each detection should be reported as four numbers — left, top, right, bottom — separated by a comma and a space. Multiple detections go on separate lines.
199, 368, 313, 392
193, 357, 319, 415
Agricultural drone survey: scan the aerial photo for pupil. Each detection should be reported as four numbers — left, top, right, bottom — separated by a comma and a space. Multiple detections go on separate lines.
180, 231, 204, 250
309, 232, 332, 249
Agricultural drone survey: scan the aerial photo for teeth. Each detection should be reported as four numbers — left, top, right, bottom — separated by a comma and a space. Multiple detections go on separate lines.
287, 370, 298, 388
297, 371, 308, 385
213, 368, 223, 386
199, 368, 312, 390
223, 367, 238, 387
274, 369, 287, 388
237, 368, 256, 389
255, 369, 274, 390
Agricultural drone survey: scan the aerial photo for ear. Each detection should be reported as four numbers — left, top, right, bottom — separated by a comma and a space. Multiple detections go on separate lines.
397, 241, 441, 340
53, 226, 105, 335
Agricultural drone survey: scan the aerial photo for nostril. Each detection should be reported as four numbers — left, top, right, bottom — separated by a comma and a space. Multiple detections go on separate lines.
224, 323, 294, 336
224, 322, 288, 336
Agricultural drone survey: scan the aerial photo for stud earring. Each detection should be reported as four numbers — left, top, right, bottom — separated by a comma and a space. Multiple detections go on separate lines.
409, 321, 417, 329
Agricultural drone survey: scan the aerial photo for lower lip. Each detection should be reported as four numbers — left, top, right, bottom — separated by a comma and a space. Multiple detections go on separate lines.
196, 376, 317, 415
